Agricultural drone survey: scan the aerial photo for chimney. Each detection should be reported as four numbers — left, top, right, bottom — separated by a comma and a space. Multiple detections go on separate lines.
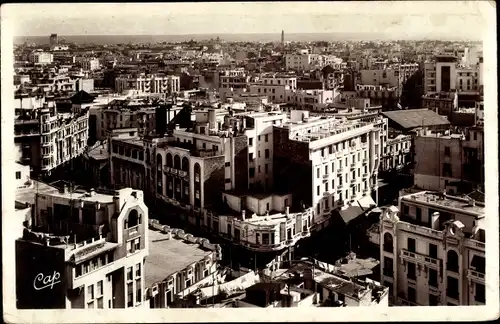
113, 196, 121, 211
467, 197, 476, 207
89, 188, 96, 196
431, 212, 440, 230
285, 206, 290, 217
241, 210, 246, 221
61, 184, 69, 194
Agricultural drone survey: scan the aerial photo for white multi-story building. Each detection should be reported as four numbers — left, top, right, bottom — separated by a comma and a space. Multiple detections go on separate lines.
29, 52, 54, 65
372, 191, 485, 306
15, 102, 89, 177
115, 74, 180, 95
82, 58, 100, 71
285, 54, 313, 71
273, 111, 385, 231
242, 111, 287, 191
291, 89, 340, 111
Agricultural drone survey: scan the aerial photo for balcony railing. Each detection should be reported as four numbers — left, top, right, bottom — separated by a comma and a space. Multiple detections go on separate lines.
323, 174, 329, 179
467, 269, 485, 283
337, 168, 343, 174
401, 249, 441, 270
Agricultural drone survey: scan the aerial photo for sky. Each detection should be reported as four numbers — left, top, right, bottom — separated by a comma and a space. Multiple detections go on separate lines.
2, 1, 491, 39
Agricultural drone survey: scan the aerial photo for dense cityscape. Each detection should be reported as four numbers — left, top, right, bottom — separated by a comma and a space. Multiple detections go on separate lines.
11, 24, 487, 311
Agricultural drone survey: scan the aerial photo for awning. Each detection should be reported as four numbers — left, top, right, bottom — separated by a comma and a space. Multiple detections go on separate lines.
338, 205, 365, 225
358, 195, 377, 211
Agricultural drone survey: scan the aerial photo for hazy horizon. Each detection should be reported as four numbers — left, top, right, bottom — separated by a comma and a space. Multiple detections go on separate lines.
3, 2, 489, 41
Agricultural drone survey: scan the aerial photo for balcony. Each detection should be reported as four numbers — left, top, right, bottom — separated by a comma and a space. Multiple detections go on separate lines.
362, 158, 368, 164
401, 249, 441, 270
362, 173, 369, 179
350, 164, 356, 170
42, 141, 51, 147
323, 174, 329, 179
467, 269, 485, 284
337, 168, 343, 174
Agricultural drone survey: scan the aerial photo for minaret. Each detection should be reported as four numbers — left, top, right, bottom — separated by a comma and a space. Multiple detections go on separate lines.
281, 30, 284, 47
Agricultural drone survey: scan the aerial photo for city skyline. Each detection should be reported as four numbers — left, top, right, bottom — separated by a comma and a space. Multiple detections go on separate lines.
4, 2, 488, 40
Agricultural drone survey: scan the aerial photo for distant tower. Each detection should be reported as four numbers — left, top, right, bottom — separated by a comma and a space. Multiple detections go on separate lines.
281, 30, 285, 46
50, 34, 58, 46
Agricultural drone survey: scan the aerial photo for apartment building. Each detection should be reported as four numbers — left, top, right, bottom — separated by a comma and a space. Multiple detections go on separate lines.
413, 127, 484, 194
14, 100, 89, 177
242, 111, 287, 191
115, 73, 180, 95
355, 85, 400, 109
95, 99, 184, 141
213, 193, 314, 254
375, 191, 485, 306
380, 134, 413, 173
217, 69, 251, 101
16, 187, 149, 309
248, 83, 292, 104
292, 89, 339, 111
146, 220, 222, 308
360, 69, 401, 88
82, 58, 100, 71
257, 73, 297, 90
273, 111, 385, 232
29, 51, 54, 65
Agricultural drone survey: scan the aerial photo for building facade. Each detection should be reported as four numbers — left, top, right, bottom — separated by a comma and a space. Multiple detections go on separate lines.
273, 111, 385, 231
16, 187, 149, 309
375, 191, 485, 306
115, 74, 180, 95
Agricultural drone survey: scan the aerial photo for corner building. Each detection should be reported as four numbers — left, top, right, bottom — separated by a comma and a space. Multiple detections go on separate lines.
376, 191, 485, 306
16, 187, 149, 309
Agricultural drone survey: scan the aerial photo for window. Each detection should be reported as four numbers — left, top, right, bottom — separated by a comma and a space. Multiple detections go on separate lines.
265, 149, 269, 159
444, 146, 450, 156
447, 250, 459, 272
225, 162, 230, 167
317, 186, 320, 196
265, 164, 268, 174
136, 279, 141, 303
127, 282, 133, 307
136, 263, 141, 277
127, 267, 133, 281
16, 171, 21, 180
447, 276, 459, 300
249, 153, 253, 160
97, 297, 103, 308
429, 294, 439, 306
408, 287, 416, 303
97, 280, 103, 296
265, 134, 268, 142
383, 257, 393, 277
256, 233, 260, 244
407, 262, 417, 280
475, 283, 485, 303
407, 238, 416, 252
429, 244, 438, 259
416, 207, 422, 222
403, 204, 410, 215
262, 233, 270, 245
249, 168, 255, 178
88, 301, 95, 309
87, 284, 94, 300
249, 138, 253, 146
429, 268, 438, 288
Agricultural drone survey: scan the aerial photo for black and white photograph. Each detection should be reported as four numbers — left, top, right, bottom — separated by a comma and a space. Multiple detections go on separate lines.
1, 1, 498, 322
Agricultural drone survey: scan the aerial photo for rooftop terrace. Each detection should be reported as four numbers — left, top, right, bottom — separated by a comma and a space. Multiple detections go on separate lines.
145, 228, 214, 289
402, 191, 485, 216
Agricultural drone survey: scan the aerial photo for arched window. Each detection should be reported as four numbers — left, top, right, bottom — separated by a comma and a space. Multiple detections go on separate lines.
182, 156, 189, 172
166, 153, 173, 167
174, 155, 181, 170
383, 232, 393, 253
156, 154, 163, 168
194, 163, 201, 181
447, 250, 459, 272
125, 209, 140, 228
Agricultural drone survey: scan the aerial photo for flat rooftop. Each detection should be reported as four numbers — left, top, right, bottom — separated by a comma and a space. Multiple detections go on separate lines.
402, 191, 484, 216
16, 180, 60, 205
145, 229, 213, 288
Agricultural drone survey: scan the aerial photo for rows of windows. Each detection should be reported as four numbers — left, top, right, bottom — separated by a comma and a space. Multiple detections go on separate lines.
75, 252, 114, 278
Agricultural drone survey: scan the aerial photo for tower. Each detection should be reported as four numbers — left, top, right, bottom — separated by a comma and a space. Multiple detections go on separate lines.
281, 30, 284, 46
49, 34, 58, 46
